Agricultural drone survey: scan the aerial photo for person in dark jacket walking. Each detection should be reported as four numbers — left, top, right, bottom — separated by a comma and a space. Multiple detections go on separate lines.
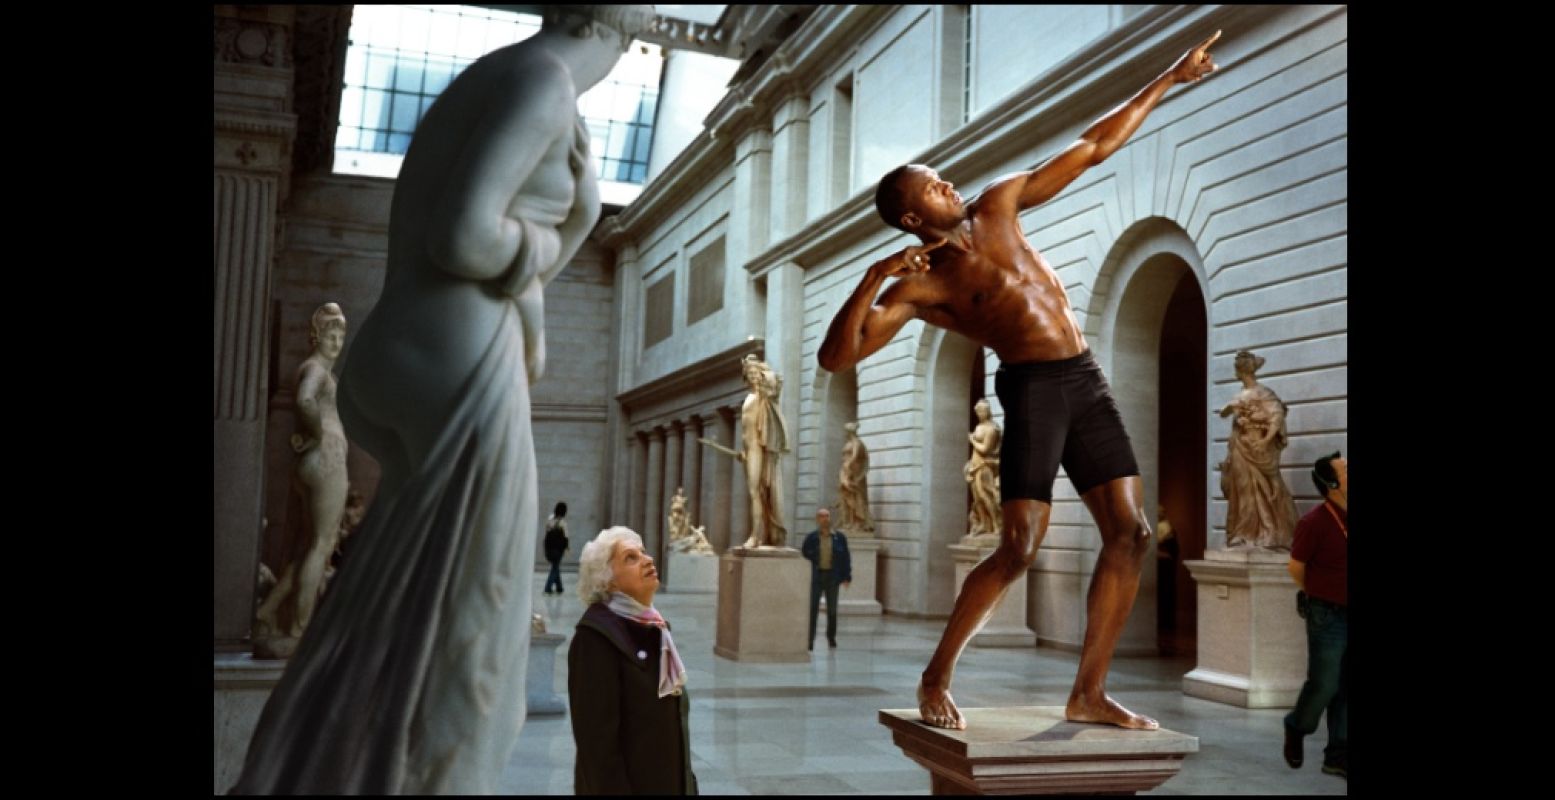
801, 508, 852, 650
543, 502, 569, 595
568, 526, 698, 795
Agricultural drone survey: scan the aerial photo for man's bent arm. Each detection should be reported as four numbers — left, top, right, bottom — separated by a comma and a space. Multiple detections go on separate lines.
818, 256, 918, 373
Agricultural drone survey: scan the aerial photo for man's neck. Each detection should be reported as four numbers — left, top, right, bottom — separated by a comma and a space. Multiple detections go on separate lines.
1327, 493, 1347, 513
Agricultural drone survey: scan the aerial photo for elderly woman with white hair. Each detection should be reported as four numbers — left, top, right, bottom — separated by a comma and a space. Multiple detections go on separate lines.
568, 527, 698, 795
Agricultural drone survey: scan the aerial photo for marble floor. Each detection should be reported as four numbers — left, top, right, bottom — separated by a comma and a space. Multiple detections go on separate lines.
500, 572, 1345, 795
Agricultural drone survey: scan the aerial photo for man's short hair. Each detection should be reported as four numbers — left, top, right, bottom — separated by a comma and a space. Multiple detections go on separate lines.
1310, 451, 1342, 495
875, 164, 917, 232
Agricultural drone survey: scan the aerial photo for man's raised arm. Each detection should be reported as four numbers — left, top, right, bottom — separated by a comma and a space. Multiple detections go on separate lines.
818, 240, 946, 373
1018, 30, 1220, 211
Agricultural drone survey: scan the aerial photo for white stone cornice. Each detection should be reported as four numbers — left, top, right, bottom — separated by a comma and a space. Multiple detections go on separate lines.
533, 403, 609, 423
745, 4, 1275, 278
617, 338, 764, 410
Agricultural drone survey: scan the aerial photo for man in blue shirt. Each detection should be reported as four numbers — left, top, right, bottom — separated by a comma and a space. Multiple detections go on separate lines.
801, 508, 852, 651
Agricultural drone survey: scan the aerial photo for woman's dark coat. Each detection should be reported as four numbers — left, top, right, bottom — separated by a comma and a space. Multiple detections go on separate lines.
568, 602, 698, 795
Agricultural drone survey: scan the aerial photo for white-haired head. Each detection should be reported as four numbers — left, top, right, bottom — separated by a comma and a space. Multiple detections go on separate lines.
577, 526, 644, 606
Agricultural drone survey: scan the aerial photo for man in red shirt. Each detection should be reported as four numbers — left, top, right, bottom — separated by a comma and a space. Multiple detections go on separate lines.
1283, 452, 1347, 779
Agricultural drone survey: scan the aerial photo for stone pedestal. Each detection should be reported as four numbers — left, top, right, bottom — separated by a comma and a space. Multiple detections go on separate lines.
665, 548, 719, 594
714, 547, 809, 662
836, 536, 883, 615
880, 706, 1197, 795
214, 652, 286, 793
950, 543, 1036, 647
527, 631, 566, 716
1181, 547, 1307, 708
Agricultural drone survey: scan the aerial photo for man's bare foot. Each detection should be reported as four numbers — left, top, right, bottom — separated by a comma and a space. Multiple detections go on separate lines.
1065, 693, 1158, 730
918, 681, 966, 730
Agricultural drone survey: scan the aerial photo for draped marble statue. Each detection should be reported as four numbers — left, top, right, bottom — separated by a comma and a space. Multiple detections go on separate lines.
836, 422, 876, 536
1217, 350, 1298, 550
254, 303, 350, 660
233, 6, 655, 794
729, 353, 791, 548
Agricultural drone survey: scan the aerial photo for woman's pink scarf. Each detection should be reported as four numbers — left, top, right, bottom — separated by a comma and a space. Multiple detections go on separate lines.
606, 592, 687, 698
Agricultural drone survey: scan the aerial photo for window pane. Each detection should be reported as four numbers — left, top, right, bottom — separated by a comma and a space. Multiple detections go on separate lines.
390, 93, 419, 133
393, 61, 422, 94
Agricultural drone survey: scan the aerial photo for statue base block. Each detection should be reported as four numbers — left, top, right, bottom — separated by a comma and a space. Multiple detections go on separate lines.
665, 549, 719, 594
214, 652, 287, 793
879, 706, 1198, 795
714, 547, 809, 662
527, 631, 566, 716
951, 544, 1036, 647
1182, 547, 1307, 708
837, 536, 883, 615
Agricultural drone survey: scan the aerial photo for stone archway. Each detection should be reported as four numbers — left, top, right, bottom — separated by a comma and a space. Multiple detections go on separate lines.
817, 366, 859, 511
1087, 216, 1211, 657
920, 327, 979, 615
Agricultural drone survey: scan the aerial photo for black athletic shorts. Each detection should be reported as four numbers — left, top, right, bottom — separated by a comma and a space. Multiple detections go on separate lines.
993, 349, 1140, 504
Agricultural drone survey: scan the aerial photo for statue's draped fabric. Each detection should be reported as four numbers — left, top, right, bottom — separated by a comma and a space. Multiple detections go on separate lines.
1220, 384, 1298, 549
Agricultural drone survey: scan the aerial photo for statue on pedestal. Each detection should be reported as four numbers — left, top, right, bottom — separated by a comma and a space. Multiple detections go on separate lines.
233, 6, 656, 794
963, 399, 1002, 545
836, 422, 876, 536
254, 303, 350, 658
1217, 350, 1298, 550
703, 354, 791, 548
819, 32, 1222, 731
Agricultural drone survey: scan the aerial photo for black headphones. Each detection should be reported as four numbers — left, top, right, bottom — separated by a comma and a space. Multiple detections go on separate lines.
1310, 451, 1342, 494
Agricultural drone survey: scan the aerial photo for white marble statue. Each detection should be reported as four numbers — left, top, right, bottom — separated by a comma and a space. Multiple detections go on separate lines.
233, 6, 656, 794
319, 488, 367, 594
667, 486, 690, 541
666, 486, 716, 554
836, 421, 876, 536
964, 399, 1003, 544
737, 354, 791, 547
254, 303, 350, 658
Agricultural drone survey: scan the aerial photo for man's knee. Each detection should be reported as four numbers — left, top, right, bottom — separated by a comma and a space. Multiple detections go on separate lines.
993, 508, 1048, 576
1098, 507, 1151, 562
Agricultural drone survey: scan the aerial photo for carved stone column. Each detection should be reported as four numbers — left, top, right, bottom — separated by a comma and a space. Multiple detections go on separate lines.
702, 409, 734, 553
769, 86, 811, 242
664, 421, 684, 556
629, 433, 648, 534
214, 5, 298, 648
644, 428, 666, 562
682, 417, 702, 529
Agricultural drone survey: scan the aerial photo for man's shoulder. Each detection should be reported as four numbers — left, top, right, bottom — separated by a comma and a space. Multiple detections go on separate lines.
970, 173, 1026, 215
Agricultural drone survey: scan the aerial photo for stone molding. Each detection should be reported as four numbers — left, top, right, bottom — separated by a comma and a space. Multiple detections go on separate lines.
214, 17, 292, 69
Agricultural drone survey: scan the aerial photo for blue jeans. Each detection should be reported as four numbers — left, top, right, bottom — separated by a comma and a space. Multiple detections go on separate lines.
544, 560, 563, 594
809, 570, 840, 644
1284, 598, 1347, 763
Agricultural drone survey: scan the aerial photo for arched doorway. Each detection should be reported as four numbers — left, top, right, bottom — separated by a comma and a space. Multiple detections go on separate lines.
923, 329, 979, 615
1156, 273, 1206, 656
1100, 250, 1206, 653
819, 366, 859, 510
